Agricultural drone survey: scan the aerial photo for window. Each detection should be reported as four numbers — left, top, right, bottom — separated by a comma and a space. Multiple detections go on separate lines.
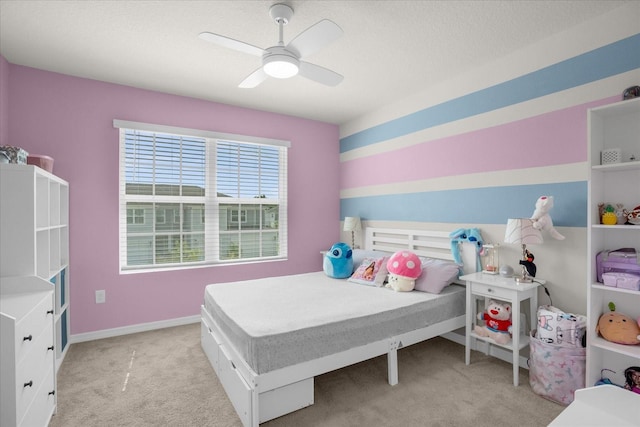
115, 120, 289, 272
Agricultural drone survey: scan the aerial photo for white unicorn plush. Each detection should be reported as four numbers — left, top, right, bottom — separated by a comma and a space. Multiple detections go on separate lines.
531, 196, 565, 240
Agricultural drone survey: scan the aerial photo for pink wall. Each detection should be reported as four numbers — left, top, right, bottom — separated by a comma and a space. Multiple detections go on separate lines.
7, 63, 340, 335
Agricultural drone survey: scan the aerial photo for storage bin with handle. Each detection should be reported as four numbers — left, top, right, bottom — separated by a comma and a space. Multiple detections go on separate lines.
596, 248, 640, 283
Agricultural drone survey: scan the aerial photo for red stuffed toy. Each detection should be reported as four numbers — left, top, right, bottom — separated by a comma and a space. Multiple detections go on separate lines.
474, 300, 513, 344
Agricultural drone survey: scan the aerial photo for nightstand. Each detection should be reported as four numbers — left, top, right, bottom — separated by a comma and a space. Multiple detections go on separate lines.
459, 272, 542, 386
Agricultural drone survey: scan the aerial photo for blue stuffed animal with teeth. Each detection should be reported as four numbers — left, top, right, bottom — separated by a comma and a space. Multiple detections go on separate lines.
323, 242, 353, 278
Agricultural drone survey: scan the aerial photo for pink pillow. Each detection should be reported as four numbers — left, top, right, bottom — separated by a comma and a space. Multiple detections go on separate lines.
414, 257, 461, 294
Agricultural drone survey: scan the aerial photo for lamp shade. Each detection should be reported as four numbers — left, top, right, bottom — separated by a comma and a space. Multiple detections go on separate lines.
343, 216, 361, 232
504, 218, 543, 245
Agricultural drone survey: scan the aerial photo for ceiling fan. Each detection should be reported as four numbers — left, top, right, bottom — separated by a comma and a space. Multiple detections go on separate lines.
199, 3, 343, 88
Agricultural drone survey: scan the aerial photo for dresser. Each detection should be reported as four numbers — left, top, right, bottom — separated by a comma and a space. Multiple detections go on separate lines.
1, 276, 57, 427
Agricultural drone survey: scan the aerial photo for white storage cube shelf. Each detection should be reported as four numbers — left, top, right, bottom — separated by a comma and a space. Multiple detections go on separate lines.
586, 98, 640, 388
0, 164, 70, 369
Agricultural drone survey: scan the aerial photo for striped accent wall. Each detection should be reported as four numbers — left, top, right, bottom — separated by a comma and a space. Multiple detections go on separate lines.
339, 32, 640, 228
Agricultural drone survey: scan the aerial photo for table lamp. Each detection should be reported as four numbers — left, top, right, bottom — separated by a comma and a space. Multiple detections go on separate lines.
343, 216, 361, 249
504, 218, 543, 283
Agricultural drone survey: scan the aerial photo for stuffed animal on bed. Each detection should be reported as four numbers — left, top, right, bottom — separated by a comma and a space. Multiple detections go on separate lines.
530, 196, 565, 240
474, 300, 513, 344
323, 242, 353, 279
449, 228, 485, 272
385, 250, 422, 292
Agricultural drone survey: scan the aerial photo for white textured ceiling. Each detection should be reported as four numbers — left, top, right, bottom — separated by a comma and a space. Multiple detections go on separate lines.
0, 1, 631, 125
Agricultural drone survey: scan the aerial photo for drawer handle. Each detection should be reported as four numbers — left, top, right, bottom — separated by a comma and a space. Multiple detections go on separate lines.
47, 309, 54, 315
24, 381, 33, 388
486, 288, 493, 293
48, 345, 55, 351
48, 390, 56, 396
23, 335, 33, 342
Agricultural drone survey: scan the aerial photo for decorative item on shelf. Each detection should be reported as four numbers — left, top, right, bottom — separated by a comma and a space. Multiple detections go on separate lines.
623, 205, 640, 225
596, 302, 640, 346
602, 204, 618, 225
504, 218, 543, 283
601, 148, 622, 165
623, 85, 640, 100
481, 243, 499, 274
343, 216, 361, 249
474, 299, 512, 344
27, 154, 54, 173
0, 145, 28, 164
623, 366, 640, 394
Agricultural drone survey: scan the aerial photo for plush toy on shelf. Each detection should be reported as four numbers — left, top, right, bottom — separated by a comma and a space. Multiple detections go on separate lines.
323, 242, 353, 279
530, 195, 565, 240
596, 302, 640, 346
474, 300, 513, 344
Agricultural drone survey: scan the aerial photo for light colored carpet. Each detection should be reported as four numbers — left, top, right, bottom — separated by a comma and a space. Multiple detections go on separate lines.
50, 323, 564, 426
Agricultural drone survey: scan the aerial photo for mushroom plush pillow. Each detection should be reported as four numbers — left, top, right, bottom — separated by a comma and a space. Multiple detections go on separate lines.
414, 257, 461, 294
385, 251, 422, 292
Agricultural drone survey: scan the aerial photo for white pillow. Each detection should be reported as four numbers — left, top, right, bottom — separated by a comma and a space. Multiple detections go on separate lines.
413, 257, 461, 294
352, 249, 391, 267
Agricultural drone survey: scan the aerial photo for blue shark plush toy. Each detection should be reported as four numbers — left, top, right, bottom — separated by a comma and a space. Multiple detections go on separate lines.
323, 242, 353, 279
449, 228, 485, 272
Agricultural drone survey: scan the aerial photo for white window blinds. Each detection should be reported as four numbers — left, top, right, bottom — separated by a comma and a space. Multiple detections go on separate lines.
115, 120, 288, 272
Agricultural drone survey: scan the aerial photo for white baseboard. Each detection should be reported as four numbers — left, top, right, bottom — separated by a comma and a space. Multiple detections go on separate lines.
69, 315, 201, 344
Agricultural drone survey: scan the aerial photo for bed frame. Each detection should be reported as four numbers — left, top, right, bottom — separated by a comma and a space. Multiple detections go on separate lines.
201, 227, 476, 426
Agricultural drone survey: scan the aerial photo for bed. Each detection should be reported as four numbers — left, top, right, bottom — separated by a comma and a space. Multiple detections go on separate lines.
201, 227, 477, 426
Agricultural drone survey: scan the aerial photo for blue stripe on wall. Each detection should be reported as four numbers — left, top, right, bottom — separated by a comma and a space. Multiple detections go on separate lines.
340, 181, 587, 227
340, 34, 640, 153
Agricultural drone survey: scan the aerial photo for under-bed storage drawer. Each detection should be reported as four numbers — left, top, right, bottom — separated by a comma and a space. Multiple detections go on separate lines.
200, 320, 220, 375
259, 377, 314, 423
218, 344, 252, 427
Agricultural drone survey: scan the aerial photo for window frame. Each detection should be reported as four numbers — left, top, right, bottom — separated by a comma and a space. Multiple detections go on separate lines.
115, 120, 289, 273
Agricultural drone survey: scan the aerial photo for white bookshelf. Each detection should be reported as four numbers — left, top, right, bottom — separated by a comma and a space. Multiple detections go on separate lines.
0, 164, 70, 369
585, 97, 640, 387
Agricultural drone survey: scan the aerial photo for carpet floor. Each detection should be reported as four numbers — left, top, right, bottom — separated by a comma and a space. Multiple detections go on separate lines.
50, 323, 564, 426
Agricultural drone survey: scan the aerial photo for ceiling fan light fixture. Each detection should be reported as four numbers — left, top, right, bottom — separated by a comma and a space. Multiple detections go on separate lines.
263, 54, 299, 79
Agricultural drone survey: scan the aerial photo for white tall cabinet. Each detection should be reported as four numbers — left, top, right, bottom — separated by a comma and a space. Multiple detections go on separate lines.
1, 164, 70, 426
586, 98, 640, 387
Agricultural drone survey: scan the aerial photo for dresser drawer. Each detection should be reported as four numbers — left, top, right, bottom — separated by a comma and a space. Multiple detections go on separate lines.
15, 294, 54, 363
15, 327, 55, 423
19, 365, 56, 427
472, 282, 517, 300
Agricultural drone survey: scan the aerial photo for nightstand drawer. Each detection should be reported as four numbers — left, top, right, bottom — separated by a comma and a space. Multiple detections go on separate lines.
472, 282, 517, 300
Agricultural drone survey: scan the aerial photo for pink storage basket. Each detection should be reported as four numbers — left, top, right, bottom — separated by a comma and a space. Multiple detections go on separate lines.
529, 329, 585, 405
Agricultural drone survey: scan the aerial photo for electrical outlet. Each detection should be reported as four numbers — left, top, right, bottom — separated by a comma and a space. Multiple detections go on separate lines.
95, 290, 106, 304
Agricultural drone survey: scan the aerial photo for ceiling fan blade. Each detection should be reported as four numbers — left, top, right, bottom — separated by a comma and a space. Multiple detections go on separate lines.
199, 32, 264, 57
298, 61, 343, 86
238, 67, 268, 89
287, 19, 343, 58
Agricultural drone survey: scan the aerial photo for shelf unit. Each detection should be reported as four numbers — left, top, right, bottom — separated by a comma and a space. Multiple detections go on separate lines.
586, 97, 640, 388
0, 164, 70, 369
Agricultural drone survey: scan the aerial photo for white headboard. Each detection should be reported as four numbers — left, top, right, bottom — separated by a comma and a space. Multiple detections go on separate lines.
364, 227, 478, 276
